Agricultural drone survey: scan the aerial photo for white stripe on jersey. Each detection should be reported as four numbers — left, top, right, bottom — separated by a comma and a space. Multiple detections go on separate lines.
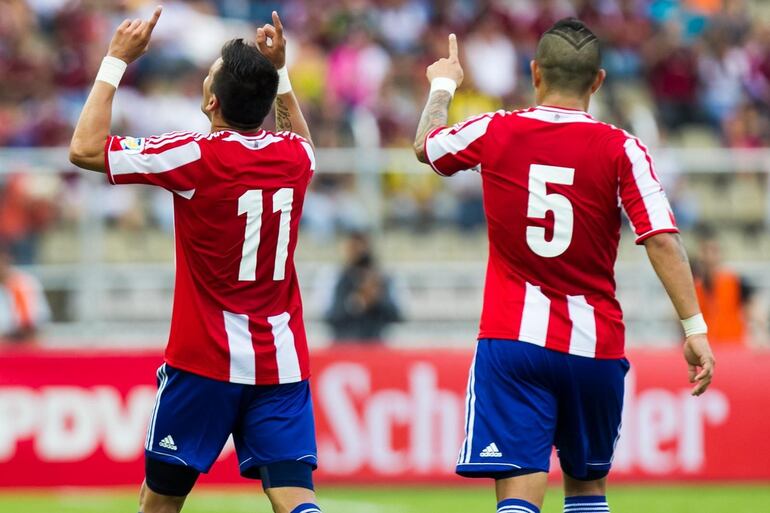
110, 140, 201, 176
268, 312, 302, 384
567, 295, 598, 358
426, 115, 494, 162
518, 282, 550, 346
623, 138, 675, 232
223, 311, 256, 384
300, 140, 316, 171
144, 131, 201, 149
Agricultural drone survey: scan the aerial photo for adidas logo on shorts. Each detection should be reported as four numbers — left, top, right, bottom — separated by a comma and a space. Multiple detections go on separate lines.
159, 435, 178, 451
480, 442, 502, 458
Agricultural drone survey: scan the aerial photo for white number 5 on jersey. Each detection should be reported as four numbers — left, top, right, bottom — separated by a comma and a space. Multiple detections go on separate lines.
526, 164, 575, 258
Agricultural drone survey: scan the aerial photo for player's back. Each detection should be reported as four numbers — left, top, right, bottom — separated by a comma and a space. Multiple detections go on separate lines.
106, 129, 315, 384
425, 105, 678, 358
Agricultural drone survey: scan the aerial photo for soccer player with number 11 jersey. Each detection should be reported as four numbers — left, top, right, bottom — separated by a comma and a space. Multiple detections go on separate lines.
414, 18, 716, 513
70, 7, 322, 513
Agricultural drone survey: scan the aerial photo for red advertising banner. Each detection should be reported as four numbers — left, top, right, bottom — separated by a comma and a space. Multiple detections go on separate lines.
0, 347, 768, 487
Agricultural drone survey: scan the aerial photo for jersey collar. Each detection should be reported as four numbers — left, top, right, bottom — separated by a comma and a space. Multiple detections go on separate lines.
536, 105, 593, 117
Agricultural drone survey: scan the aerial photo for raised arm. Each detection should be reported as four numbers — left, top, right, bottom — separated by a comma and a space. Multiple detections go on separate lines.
414, 34, 464, 163
256, 11, 313, 147
69, 7, 162, 172
644, 232, 715, 396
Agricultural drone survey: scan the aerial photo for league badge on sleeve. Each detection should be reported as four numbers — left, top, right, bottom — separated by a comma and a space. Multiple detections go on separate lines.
120, 137, 146, 154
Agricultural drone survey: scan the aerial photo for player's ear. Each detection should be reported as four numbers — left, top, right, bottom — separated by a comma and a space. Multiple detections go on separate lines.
204, 93, 219, 114
530, 60, 541, 89
590, 69, 606, 95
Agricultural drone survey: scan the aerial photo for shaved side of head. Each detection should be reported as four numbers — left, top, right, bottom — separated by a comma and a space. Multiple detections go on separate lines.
535, 18, 601, 95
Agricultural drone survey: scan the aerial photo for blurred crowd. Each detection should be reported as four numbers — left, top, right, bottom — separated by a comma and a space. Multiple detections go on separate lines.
0, 0, 769, 262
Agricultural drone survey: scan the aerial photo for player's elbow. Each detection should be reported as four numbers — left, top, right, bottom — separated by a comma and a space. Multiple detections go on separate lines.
643, 231, 681, 252
69, 138, 104, 171
413, 140, 428, 164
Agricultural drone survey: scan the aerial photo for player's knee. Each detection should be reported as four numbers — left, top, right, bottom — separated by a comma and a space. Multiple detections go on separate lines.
250, 460, 316, 513
144, 457, 199, 500
265, 488, 317, 513
563, 474, 607, 496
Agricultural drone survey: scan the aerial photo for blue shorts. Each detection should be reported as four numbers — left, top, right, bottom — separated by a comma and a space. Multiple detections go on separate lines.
145, 364, 317, 475
456, 339, 629, 481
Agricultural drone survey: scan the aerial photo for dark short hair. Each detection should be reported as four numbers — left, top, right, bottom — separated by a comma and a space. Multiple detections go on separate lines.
212, 39, 278, 130
535, 18, 601, 95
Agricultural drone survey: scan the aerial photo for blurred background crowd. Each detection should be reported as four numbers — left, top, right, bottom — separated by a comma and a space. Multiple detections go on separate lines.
0, 0, 769, 348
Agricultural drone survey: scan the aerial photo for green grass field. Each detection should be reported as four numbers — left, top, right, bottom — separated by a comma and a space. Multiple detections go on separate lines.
1, 485, 769, 513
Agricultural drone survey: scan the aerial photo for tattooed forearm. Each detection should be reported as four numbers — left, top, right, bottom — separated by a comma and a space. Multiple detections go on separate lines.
414, 91, 452, 163
276, 96, 292, 132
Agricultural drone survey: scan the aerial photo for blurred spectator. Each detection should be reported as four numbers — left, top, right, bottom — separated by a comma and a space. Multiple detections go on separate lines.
463, 15, 518, 98
645, 21, 701, 130
324, 232, 402, 343
693, 227, 768, 347
1, 0, 770, 246
0, 173, 55, 264
0, 242, 50, 344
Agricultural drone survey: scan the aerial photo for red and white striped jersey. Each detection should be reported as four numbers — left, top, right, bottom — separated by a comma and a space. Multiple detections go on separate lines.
105, 129, 315, 384
425, 105, 678, 358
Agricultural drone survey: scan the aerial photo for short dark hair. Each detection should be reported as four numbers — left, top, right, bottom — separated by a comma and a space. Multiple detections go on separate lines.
535, 18, 601, 95
212, 39, 278, 130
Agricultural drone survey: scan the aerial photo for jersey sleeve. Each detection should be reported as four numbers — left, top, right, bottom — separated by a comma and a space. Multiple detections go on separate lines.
104, 132, 204, 195
276, 131, 316, 179
615, 134, 679, 244
424, 111, 500, 176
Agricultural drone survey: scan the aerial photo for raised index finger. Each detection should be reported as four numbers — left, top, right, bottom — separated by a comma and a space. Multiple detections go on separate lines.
272, 11, 283, 36
448, 33, 458, 60
148, 5, 162, 30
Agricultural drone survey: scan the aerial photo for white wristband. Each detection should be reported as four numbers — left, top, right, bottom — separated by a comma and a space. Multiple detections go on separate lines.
681, 313, 708, 337
276, 66, 292, 95
95, 56, 128, 89
430, 77, 457, 97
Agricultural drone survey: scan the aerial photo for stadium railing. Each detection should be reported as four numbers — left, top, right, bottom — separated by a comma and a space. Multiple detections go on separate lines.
0, 147, 768, 347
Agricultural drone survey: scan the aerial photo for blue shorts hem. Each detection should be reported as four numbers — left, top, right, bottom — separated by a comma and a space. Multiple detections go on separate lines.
456, 463, 547, 479
145, 449, 203, 472
239, 454, 319, 474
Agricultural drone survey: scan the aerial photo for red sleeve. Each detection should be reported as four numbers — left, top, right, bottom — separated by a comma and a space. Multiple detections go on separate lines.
105, 132, 204, 196
615, 133, 679, 244
424, 111, 501, 176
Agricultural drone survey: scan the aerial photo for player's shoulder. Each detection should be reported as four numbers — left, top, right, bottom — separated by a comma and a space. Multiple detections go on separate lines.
143, 131, 209, 148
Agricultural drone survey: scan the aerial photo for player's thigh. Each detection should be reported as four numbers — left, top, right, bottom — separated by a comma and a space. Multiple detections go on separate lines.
554, 356, 630, 481
145, 364, 242, 484
456, 339, 558, 479
234, 380, 318, 487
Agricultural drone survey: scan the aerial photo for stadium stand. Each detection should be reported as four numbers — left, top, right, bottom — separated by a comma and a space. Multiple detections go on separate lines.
0, 0, 769, 346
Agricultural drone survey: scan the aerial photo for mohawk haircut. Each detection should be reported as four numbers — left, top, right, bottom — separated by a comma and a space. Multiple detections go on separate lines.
535, 18, 601, 95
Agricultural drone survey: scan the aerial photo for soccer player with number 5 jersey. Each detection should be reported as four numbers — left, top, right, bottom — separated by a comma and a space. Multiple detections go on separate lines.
414, 18, 716, 513
70, 7, 323, 513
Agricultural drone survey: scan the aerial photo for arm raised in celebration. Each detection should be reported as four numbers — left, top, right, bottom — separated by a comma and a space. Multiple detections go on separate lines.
414, 33, 464, 163
69, 7, 162, 172
256, 11, 313, 148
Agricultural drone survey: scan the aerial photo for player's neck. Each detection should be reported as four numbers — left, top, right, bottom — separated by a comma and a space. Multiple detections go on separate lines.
537, 93, 590, 113
209, 116, 262, 135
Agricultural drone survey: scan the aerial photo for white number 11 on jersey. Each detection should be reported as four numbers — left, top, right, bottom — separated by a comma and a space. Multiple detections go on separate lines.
526, 164, 575, 258
238, 188, 294, 282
